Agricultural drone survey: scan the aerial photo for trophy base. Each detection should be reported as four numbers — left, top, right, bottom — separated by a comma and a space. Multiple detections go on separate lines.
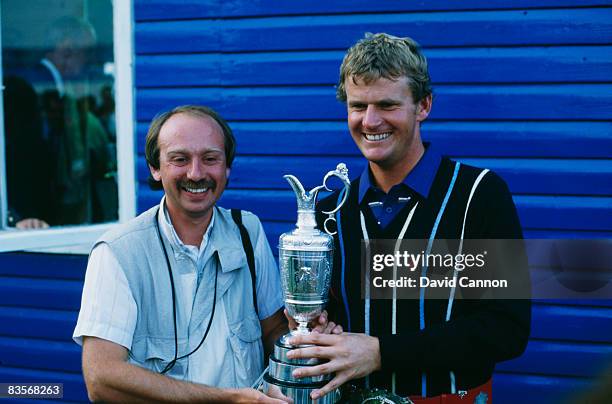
262, 373, 340, 404
275, 334, 320, 365
260, 335, 339, 403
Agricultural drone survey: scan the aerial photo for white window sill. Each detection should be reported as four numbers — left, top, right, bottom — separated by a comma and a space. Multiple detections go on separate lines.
0, 223, 118, 255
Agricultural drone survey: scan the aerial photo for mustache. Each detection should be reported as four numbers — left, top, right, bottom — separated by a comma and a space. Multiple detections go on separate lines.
179, 179, 216, 190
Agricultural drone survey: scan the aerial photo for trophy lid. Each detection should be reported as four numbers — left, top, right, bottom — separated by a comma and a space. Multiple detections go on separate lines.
279, 164, 350, 252
283, 164, 350, 233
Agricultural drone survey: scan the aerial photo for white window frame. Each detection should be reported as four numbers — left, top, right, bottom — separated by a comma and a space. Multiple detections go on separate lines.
0, 0, 136, 254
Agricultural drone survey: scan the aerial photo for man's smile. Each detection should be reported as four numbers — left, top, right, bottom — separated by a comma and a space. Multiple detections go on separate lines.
180, 179, 215, 195
183, 186, 209, 194
363, 132, 392, 142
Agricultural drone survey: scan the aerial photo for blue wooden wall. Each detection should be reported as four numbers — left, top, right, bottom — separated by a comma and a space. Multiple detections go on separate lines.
0, 253, 88, 402
1, 1, 611, 402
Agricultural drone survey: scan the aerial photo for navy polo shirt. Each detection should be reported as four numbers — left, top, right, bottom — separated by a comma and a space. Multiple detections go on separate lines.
358, 143, 442, 228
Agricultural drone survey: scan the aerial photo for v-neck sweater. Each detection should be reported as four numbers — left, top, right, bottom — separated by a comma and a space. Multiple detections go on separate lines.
316, 157, 531, 397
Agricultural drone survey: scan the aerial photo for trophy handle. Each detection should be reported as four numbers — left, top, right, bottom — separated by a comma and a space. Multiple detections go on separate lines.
321, 163, 350, 235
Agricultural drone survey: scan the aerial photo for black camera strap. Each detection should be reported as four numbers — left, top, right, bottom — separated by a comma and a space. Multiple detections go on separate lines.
230, 208, 259, 317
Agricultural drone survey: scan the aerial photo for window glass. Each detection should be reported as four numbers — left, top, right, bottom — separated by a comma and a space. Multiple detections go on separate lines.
2, 0, 117, 229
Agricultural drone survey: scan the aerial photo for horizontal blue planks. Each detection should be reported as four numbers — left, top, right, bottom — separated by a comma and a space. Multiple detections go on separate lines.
492, 372, 593, 404
431, 85, 612, 121
136, 121, 612, 159
428, 46, 612, 84
135, 87, 340, 121
420, 122, 612, 159
136, 20, 217, 54
524, 229, 612, 238
136, 156, 612, 196
534, 298, 612, 308
0, 336, 81, 373
138, 188, 612, 231
0, 366, 87, 402
530, 303, 612, 343
0, 253, 87, 280
456, 158, 612, 196
135, 9, 612, 54
135, 46, 612, 87
516, 195, 612, 231
0, 306, 77, 341
135, 0, 220, 20
135, 1, 612, 20
136, 84, 612, 121
497, 339, 612, 377
0, 277, 83, 311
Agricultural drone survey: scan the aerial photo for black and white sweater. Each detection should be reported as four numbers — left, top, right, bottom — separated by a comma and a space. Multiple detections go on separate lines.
316, 157, 531, 397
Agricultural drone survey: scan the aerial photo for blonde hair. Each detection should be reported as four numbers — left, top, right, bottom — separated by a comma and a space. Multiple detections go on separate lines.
337, 33, 432, 103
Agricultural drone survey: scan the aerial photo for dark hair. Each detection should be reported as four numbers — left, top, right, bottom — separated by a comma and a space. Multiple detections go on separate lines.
145, 105, 236, 190
337, 33, 432, 104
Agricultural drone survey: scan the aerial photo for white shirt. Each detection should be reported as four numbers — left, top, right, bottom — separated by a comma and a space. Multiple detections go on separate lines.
73, 198, 283, 387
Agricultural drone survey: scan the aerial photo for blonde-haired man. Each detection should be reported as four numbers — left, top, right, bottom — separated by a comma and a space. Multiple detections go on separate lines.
289, 33, 531, 403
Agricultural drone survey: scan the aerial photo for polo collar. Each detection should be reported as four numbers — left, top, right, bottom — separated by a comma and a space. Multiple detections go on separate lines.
358, 142, 442, 203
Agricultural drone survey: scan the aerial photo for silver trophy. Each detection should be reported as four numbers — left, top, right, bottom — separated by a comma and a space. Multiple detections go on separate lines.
261, 164, 350, 403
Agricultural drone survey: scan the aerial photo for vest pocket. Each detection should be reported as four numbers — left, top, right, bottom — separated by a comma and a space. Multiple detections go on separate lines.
228, 314, 263, 386
130, 337, 190, 379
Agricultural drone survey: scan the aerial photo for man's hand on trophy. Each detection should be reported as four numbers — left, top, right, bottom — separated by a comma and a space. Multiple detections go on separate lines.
263, 384, 295, 404
285, 332, 381, 400
283, 309, 343, 334
230, 388, 292, 403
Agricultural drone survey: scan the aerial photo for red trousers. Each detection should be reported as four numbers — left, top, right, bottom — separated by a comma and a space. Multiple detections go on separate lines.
409, 379, 492, 403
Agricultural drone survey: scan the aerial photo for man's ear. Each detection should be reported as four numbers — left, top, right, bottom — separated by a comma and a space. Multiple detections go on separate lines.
416, 94, 433, 122
149, 164, 161, 181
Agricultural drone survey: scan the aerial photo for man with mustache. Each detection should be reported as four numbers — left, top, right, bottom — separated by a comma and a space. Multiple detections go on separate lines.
288, 33, 531, 402
73, 105, 291, 402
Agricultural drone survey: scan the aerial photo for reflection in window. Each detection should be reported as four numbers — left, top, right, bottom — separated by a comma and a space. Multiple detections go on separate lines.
2, 0, 117, 229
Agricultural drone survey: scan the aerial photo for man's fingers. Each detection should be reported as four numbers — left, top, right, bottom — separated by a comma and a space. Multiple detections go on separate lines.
318, 310, 328, 325
288, 332, 338, 347
257, 391, 291, 404
310, 374, 348, 400
284, 309, 297, 329
292, 360, 335, 379
311, 324, 325, 333
265, 385, 294, 404
238, 388, 290, 403
264, 396, 291, 404
288, 345, 334, 363
16, 218, 49, 229
323, 321, 337, 334
314, 317, 343, 335
310, 311, 329, 333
